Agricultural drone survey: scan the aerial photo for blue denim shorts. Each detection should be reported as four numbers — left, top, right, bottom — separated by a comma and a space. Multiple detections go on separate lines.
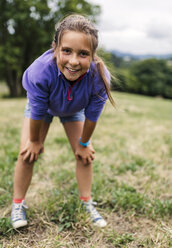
24, 100, 85, 124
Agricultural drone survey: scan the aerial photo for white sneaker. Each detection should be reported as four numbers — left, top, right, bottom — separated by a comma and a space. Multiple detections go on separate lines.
11, 200, 28, 229
82, 200, 107, 227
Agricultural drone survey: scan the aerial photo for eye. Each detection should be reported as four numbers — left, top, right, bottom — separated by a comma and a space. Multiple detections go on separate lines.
80, 50, 90, 57
62, 48, 71, 54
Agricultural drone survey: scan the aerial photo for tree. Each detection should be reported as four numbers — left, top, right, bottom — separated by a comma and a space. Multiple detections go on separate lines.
115, 68, 140, 93
130, 59, 172, 98
0, 0, 100, 97
111, 53, 123, 68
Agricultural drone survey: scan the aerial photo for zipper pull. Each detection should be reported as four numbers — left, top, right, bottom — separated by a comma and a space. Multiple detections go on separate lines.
67, 86, 73, 101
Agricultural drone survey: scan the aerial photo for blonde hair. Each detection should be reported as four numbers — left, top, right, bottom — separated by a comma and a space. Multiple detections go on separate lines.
53, 14, 115, 107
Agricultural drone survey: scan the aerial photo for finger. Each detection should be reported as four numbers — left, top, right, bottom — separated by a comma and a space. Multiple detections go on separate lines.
89, 147, 95, 153
75, 154, 80, 161
75, 153, 82, 161
23, 151, 31, 161
29, 153, 35, 163
90, 154, 95, 160
83, 158, 88, 166
87, 157, 92, 165
35, 153, 38, 161
20, 148, 27, 155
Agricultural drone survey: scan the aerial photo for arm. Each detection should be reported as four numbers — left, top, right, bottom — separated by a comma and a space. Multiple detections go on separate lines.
30, 118, 42, 141
20, 119, 44, 163
80, 118, 97, 143
75, 118, 97, 165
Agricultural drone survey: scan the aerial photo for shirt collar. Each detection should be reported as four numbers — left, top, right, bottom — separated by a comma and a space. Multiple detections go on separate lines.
57, 67, 62, 77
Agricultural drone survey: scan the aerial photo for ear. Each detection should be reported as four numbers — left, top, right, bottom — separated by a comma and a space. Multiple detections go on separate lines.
53, 46, 60, 58
52, 41, 56, 50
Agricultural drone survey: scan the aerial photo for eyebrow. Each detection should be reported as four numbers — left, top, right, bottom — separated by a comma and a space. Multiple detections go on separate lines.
80, 49, 91, 54
61, 46, 90, 54
61, 46, 71, 51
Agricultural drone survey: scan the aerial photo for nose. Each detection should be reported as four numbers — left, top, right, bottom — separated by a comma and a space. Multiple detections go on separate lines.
69, 54, 79, 66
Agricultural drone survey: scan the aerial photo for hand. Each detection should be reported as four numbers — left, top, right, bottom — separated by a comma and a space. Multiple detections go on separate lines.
20, 140, 44, 163
75, 143, 95, 165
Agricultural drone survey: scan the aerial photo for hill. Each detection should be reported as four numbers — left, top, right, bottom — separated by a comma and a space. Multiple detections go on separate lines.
111, 50, 172, 60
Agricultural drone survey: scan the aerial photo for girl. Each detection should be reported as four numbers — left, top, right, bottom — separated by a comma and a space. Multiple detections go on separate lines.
11, 14, 115, 229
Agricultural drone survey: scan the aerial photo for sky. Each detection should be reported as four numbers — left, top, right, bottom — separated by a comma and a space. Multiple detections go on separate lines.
90, 0, 172, 55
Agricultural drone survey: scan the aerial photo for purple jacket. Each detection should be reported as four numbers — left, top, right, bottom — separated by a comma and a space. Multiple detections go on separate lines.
22, 49, 110, 122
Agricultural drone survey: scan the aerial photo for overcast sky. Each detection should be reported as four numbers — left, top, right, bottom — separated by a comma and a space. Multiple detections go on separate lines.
90, 0, 172, 55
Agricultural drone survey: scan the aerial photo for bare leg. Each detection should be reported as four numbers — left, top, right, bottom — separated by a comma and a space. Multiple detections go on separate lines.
13, 118, 50, 199
63, 121, 107, 228
63, 121, 92, 198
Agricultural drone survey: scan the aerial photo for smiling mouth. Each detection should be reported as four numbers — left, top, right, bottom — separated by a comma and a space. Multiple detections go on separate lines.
65, 67, 81, 73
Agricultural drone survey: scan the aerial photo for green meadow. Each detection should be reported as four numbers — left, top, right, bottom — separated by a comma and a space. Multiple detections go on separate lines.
0, 91, 172, 247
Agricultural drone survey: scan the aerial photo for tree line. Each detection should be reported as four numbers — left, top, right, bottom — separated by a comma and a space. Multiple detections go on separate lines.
99, 50, 172, 99
112, 56, 172, 99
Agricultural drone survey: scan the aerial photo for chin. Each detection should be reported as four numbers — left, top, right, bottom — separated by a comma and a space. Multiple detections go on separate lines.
64, 72, 82, 81
65, 75, 78, 81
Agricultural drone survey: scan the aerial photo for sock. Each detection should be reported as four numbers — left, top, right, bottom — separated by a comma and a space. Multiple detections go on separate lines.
13, 198, 25, 204
80, 196, 91, 202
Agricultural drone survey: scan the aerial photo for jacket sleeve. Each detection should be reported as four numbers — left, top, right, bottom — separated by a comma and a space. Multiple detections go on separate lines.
22, 62, 51, 120
85, 67, 110, 122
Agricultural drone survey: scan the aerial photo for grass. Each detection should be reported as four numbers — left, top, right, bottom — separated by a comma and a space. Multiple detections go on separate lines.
0, 91, 172, 247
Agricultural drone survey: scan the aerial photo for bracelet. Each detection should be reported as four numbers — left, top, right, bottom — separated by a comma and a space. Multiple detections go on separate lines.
79, 137, 90, 147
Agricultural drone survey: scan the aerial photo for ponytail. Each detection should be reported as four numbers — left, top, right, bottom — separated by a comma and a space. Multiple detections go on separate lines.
94, 55, 115, 107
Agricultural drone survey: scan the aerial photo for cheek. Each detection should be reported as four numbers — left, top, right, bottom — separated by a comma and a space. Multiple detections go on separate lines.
82, 59, 91, 69
57, 53, 67, 66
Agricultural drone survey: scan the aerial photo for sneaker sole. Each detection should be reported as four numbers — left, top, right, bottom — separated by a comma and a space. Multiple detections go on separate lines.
12, 220, 28, 229
93, 219, 107, 228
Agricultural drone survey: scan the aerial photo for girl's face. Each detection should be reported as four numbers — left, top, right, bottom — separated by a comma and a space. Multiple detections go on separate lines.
55, 31, 92, 81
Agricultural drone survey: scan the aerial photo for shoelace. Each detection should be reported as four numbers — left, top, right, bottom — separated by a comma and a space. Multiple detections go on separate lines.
12, 202, 28, 220
85, 201, 102, 220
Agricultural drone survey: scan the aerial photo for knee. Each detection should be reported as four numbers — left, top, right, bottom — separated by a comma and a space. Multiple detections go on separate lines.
17, 154, 34, 167
76, 158, 92, 167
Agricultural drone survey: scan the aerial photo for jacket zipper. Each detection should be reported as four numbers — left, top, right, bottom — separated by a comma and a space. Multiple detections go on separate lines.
67, 73, 86, 101
67, 87, 73, 100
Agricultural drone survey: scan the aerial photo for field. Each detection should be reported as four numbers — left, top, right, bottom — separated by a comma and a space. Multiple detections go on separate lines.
0, 91, 172, 247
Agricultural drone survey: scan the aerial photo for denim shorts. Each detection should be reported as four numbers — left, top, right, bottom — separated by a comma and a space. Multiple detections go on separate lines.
24, 100, 85, 124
